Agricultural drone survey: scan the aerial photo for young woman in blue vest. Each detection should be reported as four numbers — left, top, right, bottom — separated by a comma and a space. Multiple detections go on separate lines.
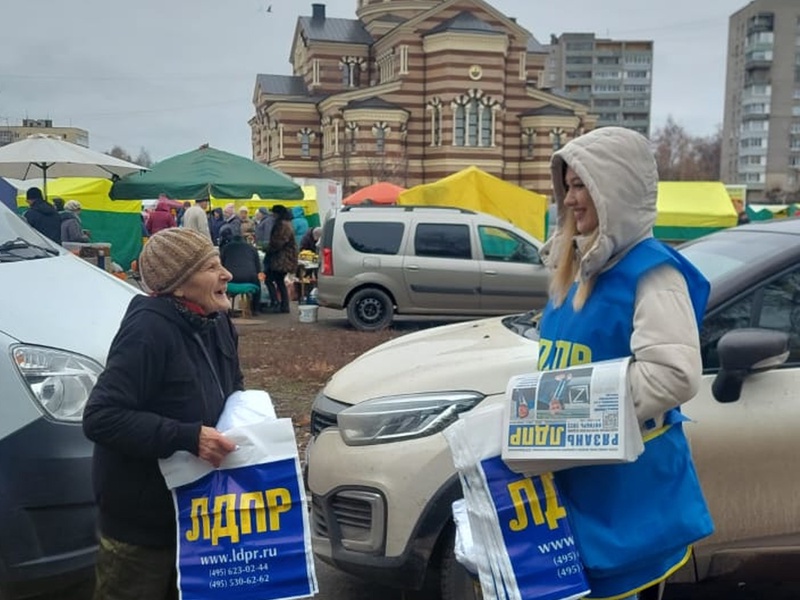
538, 127, 713, 600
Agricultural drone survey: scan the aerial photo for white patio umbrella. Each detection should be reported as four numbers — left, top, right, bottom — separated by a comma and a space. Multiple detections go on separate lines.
0, 134, 146, 196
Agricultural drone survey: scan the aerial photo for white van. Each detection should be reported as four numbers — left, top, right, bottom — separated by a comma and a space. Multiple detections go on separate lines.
0, 201, 139, 598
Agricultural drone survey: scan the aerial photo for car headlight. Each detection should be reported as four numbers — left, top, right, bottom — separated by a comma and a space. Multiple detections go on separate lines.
12, 345, 103, 422
337, 391, 485, 446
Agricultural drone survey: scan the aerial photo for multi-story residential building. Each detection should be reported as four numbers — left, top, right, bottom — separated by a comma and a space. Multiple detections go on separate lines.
721, 0, 800, 200
250, 0, 597, 197
0, 119, 89, 148
544, 33, 653, 136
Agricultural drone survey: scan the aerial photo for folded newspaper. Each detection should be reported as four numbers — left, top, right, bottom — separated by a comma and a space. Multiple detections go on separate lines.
501, 358, 643, 474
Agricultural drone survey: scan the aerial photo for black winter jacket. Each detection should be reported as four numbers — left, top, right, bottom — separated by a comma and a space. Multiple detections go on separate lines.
220, 239, 261, 284
24, 199, 62, 244
83, 295, 243, 547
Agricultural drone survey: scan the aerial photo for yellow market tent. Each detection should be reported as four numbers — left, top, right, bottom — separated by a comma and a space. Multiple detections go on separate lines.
16, 177, 142, 268
210, 186, 321, 228
398, 166, 547, 241
655, 182, 738, 242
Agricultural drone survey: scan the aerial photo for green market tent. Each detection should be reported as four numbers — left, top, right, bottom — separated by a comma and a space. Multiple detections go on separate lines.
654, 182, 739, 242
746, 203, 800, 221
16, 177, 142, 269
109, 145, 303, 201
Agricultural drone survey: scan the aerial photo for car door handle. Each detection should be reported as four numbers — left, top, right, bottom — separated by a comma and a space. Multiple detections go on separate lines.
484, 270, 498, 275
405, 265, 420, 271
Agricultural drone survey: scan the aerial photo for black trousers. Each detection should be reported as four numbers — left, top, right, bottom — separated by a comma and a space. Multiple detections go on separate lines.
268, 270, 289, 310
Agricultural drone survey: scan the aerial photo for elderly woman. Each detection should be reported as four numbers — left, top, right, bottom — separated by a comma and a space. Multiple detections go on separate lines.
539, 127, 712, 600
83, 228, 243, 600
60, 200, 90, 243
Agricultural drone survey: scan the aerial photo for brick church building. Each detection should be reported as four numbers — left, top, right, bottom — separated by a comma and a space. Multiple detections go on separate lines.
250, 0, 596, 196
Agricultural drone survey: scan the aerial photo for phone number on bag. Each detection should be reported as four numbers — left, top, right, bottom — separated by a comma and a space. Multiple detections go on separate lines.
556, 564, 584, 579
552, 551, 579, 566
209, 574, 271, 589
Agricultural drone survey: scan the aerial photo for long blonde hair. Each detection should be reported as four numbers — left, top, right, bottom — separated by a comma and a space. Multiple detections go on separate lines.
549, 209, 598, 311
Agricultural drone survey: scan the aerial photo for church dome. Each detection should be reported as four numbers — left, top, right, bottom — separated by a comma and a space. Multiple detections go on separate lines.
356, 0, 443, 25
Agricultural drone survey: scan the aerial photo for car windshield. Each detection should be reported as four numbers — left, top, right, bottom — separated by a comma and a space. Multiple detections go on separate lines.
502, 310, 541, 340
0, 206, 62, 262
678, 228, 795, 286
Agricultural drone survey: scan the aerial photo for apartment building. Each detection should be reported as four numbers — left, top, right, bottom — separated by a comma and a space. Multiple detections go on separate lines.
0, 119, 89, 148
250, 0, 597, 197
721, 0, 800, 200
544, 33, 653, 136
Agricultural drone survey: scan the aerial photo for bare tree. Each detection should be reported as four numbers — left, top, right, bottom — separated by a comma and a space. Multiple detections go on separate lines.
106, 145, 133, 162
107, 145, 154, 167
651, 117, 721, 181
135, 147, 153, 168
364, 148, 409, 187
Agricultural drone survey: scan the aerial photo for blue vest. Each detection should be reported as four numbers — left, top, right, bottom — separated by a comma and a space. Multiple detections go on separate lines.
538, 238, 714, 599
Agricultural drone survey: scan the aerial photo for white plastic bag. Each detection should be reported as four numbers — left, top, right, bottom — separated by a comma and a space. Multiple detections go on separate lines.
452, 498, 478, 576
215, 389, 276, 432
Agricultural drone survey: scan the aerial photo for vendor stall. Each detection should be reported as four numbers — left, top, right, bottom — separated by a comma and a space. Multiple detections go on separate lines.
211, 187, 321, 229
398, 167, 548, 241
15, 177, 143, 269
654, 181, 738, 242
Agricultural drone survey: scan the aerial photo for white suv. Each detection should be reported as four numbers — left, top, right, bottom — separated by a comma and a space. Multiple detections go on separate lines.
307, 219, 800, 599
316, 205, 548, 331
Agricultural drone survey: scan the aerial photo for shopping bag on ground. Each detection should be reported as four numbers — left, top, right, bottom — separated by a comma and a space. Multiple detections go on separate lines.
159, 418, 318, 600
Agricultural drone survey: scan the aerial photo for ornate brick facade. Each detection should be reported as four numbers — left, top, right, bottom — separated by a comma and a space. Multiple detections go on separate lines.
250, 0, 597, 197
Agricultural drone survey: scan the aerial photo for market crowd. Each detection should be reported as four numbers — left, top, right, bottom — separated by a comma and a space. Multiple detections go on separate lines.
140, 195, 321, 315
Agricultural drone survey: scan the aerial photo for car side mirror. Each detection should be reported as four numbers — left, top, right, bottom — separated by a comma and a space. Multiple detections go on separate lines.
712, 328, 790, 403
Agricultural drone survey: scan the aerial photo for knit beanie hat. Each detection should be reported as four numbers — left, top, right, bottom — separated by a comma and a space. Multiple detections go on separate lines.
139, 228, 219, 295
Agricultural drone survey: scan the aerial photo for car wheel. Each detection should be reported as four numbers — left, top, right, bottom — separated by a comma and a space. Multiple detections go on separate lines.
440, 528, 482, 600
347, 288, 393, 331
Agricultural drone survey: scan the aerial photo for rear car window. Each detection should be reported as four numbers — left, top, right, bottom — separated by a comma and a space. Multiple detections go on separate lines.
414, 223, 471, 259
343, 221, 405, 255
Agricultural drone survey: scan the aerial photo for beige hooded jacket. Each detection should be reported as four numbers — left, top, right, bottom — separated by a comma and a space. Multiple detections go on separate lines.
541, 127, 702, 425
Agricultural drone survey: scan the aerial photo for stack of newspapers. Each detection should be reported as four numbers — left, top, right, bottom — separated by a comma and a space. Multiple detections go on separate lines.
501, 358, 643, 475
444, 404, 590, 600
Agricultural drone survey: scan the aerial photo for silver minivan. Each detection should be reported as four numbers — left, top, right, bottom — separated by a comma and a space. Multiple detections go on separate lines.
0, 202, 138, 598
317, 205, 549, 330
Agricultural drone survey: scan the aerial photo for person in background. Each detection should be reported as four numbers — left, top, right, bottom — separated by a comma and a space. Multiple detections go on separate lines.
83, 228, 242, 600
238, 206, 251, 226
208, 207, 224, 245
290, 206, 309, 248
299, 226, 322, 253
218, 203, 241, 246
254, 207, 274, 249
254, 207, 277, 308
182, 196, 211, 240
220, 231, 263, 315
53, 197, 65, 213
147, 198, 177, 235
538, 127, 711, 600
23, 187, 61, 244
266, 205, 298, 314
61, 200, 91, 243
240, 216, 256, 246
176, 201, 191, 227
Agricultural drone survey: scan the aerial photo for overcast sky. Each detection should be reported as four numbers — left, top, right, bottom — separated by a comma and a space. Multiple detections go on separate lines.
2, 0, 747, 162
